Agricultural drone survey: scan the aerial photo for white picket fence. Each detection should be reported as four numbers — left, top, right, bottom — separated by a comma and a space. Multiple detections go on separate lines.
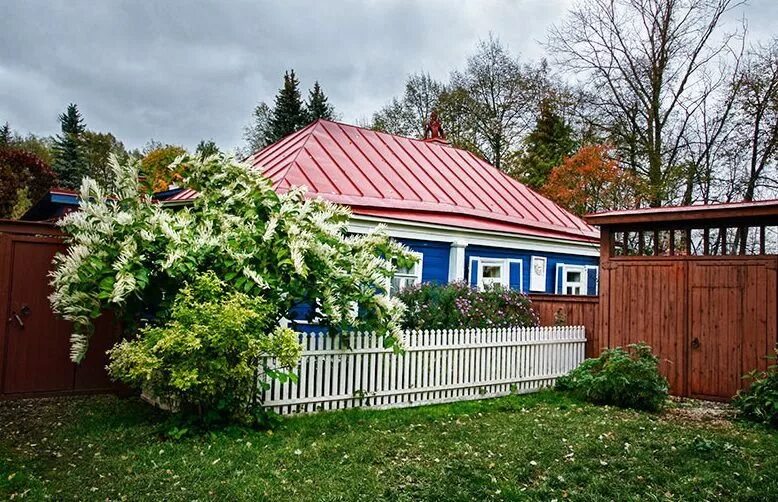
261, 325, 585, 415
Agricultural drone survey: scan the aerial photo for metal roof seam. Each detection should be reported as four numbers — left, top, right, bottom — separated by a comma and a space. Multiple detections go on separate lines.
456, 149, 541, 220
434, 143, 514, 215
348, 125, 421, 201
406, 137, 486, 211
321, 121, 386, 197
371, 128, 445, 204
386, 132, 457, 205
307, 131, 369, 196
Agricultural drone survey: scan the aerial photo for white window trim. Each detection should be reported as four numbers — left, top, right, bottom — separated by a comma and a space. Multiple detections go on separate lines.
529, 256, 547, 292
387, 251, 423, 296
469, 257, 522, 291
558, 264, 587, 296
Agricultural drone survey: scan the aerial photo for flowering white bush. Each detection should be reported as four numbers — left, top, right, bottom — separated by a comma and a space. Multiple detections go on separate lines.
50, 153, 414, 362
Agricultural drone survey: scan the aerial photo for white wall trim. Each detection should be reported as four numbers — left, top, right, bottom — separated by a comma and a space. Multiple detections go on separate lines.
529, 256, 547, 292
448, 241, 468, 282
348, 214, 599, 257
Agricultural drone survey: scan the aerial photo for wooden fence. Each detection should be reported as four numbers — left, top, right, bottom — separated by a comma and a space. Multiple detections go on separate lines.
262, 325, 586, 415
529, 294, 599, 357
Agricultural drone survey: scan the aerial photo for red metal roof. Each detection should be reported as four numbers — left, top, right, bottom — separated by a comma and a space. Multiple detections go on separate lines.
172, 120, 598, 242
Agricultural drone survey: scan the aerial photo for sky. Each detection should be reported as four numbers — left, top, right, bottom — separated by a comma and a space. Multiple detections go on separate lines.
1, 0, 776, 153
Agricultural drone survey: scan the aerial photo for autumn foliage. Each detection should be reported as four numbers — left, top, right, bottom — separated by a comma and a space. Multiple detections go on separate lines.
0, 147, 56, 218
541, 144, 642, 216
140, 145, 187, 192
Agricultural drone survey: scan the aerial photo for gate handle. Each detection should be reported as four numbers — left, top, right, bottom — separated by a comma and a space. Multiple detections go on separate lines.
691, 337, 700, 349
10, 312, 24, 329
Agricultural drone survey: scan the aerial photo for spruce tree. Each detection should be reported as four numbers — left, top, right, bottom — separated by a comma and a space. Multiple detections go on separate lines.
516, 98, 576, 189
266, 70, 309, 144
52, 103, 88, 189
306, 81, 335, 121
0, 122, 11, 147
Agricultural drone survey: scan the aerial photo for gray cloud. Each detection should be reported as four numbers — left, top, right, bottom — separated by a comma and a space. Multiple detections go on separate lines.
0, 0, 773, 152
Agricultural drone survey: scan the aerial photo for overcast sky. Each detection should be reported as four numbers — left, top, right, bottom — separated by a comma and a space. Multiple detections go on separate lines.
1, 0, 776, 153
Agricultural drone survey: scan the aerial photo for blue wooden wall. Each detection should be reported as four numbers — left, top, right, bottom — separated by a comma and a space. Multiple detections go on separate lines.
463, 245, 598, 294
393, 239, 599, 294
290, 238, 599, 330
396, 238, 450, 284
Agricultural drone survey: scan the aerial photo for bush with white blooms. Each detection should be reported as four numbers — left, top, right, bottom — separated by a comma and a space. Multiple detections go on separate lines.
49, 153, 414, 421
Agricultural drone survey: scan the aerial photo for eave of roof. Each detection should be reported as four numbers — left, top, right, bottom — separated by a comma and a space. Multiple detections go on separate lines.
585, 199, 778, 228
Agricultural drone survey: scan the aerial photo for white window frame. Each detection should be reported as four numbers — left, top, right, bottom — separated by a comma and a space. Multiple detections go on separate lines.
560, 264, 587, 295
387, 251, 423, 296
468, 257, 523, 291
477, 259, 508, 290
529, 256, 547, 292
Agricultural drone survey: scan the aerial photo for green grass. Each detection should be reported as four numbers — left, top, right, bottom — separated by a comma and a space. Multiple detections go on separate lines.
1, 392, 776, 501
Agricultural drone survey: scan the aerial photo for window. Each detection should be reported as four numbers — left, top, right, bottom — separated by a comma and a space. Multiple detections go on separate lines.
389, 252, 422, 296
478, 259, 508, 290
562, 265, 586, 295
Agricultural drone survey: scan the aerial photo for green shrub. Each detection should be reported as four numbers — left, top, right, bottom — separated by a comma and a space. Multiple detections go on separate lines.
397, 281, 539, 330
733, 352, 778, 428
108, 271, 302, 425
556, 342, 668, 412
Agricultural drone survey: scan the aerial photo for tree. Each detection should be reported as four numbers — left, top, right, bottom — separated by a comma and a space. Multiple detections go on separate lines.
52, 103, 87, 189
267, 70, 309, 144
195, 139, 220, 159
0, 122, 10, 147
243, 102, 272, 154
542, 144, 643, 216
731, 40, 778, 202
548, 0, 743, 206
306, 81, 336, 121
371, 73, 444, 138
11, 133, 55, 166
509, 96, 576, 188
448, 36, 546, 170
0, 122, 55, 164
0, 147, 56, 218
82, 131, 129, 191
140, 145, 188, 192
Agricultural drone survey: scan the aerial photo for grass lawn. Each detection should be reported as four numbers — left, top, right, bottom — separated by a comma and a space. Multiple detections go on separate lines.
1, 391, 776, 501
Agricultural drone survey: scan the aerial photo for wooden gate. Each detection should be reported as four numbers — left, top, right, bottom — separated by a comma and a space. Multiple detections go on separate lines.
587, 202, 778, 400
0, 221, 119, 398
688, 259, 777, 399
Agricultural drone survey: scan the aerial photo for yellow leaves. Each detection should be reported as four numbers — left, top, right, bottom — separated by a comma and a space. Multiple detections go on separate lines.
140, 145, 187, 192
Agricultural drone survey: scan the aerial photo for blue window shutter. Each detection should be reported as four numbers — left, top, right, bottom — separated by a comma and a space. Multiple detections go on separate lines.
509, 261, 521, 291
587, 267, 598, 295
469, 259, 479, 287
555, 264, 564, 294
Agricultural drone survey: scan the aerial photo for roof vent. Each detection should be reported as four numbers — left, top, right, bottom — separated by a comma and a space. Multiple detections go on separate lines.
423, 111, 449, 145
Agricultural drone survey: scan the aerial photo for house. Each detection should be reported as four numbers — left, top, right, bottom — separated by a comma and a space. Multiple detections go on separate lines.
23, 118, 600, 296
161, 119, 600, 296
